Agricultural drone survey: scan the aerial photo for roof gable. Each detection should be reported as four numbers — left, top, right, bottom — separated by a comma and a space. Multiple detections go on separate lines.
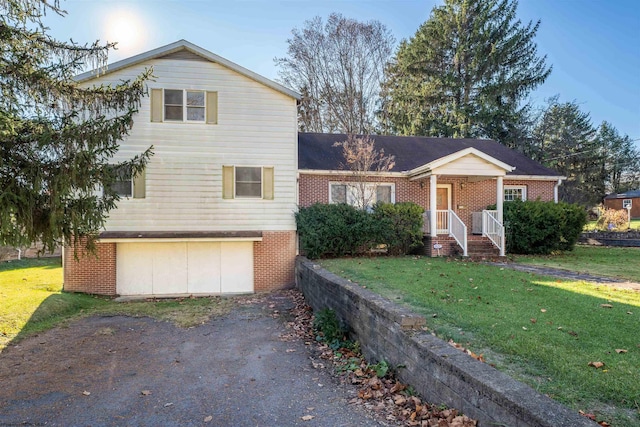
75, 40, 301, 100
298, 133, 561, 178
409, 147, 514, 178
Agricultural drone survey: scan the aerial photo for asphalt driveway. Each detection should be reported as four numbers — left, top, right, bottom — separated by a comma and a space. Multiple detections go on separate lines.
0, 291, 388, 427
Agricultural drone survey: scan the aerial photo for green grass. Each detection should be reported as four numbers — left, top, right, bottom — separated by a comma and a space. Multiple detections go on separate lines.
0, 258, 234, 351
514, 246, 640, 283
320, 256, 640, 426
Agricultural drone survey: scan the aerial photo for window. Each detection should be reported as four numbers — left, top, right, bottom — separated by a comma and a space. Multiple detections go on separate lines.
151, 89, 217, 124
107, 165, 146, 199
235, 167, 262, 198
504, 185, 526, 201
331, 184, 347, 204
222, 166, 274, 200
329, 182, 395, 208
163, 89, 205, 122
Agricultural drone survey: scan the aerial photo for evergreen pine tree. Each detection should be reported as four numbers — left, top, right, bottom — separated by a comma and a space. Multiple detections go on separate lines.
380, 0, 550, 148
1, 0, 153, 252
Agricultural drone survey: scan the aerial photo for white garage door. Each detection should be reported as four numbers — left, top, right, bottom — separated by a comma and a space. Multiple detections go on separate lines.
116, 241, 253, 296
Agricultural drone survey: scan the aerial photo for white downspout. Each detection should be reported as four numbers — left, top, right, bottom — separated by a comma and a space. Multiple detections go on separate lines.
554, 179, 562, 203
17, 248, 22, 260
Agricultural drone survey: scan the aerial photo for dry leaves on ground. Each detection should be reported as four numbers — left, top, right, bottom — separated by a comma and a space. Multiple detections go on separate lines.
277, 290, 477, 427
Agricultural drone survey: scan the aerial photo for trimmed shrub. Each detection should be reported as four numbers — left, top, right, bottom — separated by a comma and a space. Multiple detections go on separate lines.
502, 200, 587, 254
295, 202, 424, 259
372, 202, 424, 255
295, 203, 379, 259
595, 208, 630, 231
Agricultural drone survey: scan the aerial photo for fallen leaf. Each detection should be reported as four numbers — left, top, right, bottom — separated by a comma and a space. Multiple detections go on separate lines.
530, 318, 537, 324
615, 349, 627, 354
600, 304, 613, 308
579, 410, 597, 421
540, 308, 547, 313
301, 415, 315, 421
286, 349, 296, 353
627, 311, 633, 315
164, 402, 173, 407
141, 390, 151, 396
204, 415, 213, 422
82, 391, 91, 396
588, 361, 604, 369
522, 326, 528, 330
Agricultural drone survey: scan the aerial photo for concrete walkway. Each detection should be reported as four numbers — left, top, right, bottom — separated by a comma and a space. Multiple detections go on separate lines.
489, 262, 640, 291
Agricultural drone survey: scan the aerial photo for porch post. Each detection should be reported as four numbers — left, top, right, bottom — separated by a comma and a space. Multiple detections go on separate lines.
496, 176, 504, 223
496, 176, 505, 256
430, 174, 437, 237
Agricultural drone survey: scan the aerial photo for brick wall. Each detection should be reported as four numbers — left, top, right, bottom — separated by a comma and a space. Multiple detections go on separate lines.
254, 230, 297, 292
63, 240, 117, 296
300, 173, 556, 229
296, 257, 595, 427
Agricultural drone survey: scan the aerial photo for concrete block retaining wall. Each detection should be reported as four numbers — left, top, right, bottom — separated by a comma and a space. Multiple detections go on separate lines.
580, 231, 640, 247
295, 257, 595, 427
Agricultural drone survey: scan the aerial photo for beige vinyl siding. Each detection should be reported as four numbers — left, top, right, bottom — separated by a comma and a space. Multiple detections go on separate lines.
85, 57, 297, 232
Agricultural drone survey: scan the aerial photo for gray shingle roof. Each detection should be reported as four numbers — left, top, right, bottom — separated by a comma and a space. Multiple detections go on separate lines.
604, 190, 640, 199
298, 133, 561, 177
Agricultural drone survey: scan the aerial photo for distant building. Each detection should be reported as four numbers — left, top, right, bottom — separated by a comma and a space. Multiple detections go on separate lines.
604, 190, 640, 219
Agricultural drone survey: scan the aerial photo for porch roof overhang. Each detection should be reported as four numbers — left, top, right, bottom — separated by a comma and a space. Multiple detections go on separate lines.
407, 148, 515, 181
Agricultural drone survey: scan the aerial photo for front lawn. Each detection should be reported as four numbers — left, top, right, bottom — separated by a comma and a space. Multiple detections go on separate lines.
320, 256, 640, 426
0, 258, 234, 351
514, 246, 640, 283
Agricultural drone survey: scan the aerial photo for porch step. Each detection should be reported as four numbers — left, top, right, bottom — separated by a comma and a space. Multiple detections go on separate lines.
467, 239, 500, 259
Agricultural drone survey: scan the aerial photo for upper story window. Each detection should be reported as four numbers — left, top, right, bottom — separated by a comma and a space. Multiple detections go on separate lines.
164, 89, 205, 122
330, 182, 395, 209
222, 166, 274, 200
504, 185, 526, 201
151, 89, 218, 124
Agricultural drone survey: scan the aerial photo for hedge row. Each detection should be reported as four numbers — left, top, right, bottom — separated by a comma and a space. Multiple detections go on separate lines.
295, 202, 424, 259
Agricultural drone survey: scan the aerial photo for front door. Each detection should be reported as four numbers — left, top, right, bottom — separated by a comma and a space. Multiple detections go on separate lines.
436, 185, 451, 233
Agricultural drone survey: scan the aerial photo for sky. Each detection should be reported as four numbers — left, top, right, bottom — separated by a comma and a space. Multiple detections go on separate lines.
46, 0, 640, 143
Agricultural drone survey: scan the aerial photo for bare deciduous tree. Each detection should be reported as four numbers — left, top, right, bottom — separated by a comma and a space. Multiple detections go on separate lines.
333, 135, 395, 210
276, 13, 395, 134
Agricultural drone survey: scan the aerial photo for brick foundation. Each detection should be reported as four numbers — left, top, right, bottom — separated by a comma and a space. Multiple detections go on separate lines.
254, 230, 297, 292
63, 240, 117, 296
422, 236, 460, 257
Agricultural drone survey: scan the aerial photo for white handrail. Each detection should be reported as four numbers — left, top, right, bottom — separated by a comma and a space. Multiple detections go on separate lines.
482, 210, 505, 256
448, 210, 467, 257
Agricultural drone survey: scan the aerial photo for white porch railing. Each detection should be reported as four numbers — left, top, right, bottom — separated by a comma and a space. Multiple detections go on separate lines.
424, 210, 468, 256
449, 210, 468, 257
482, 210, 505, 256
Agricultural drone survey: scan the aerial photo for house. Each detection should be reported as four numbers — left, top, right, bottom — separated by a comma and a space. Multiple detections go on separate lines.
63, 40, 300, 297
298, 133, 564, 257
604, 190, 640, 219
64, 40, 565, 297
